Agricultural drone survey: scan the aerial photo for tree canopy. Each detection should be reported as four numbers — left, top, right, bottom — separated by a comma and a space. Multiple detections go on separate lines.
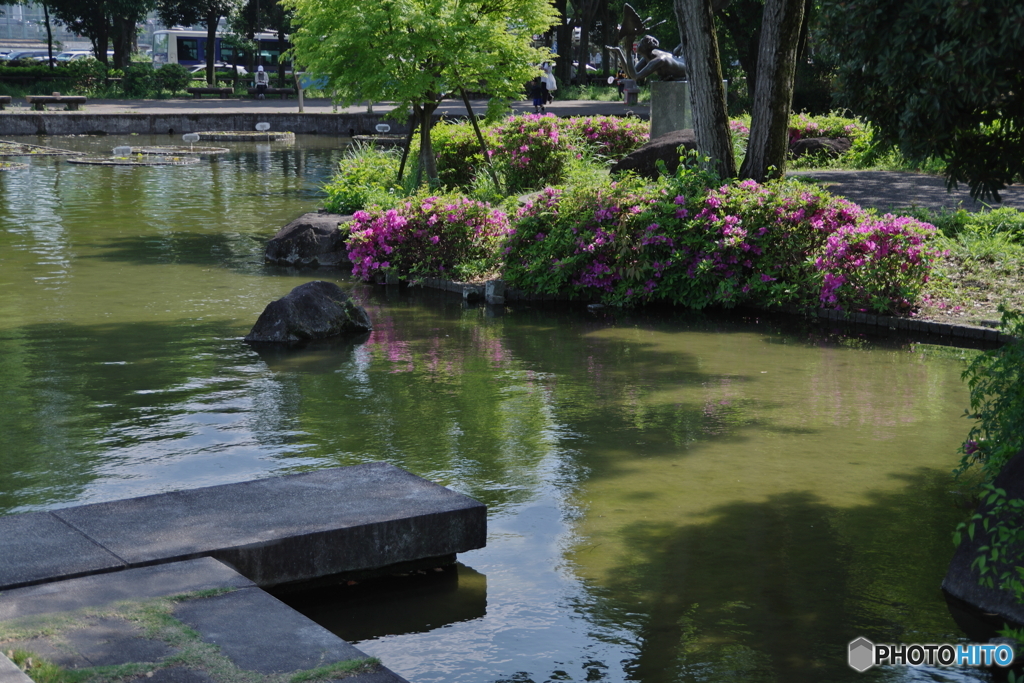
821, 0, 1024, 200
158, 0, 242, 84
285, 0, 559, 184
48, 0, 153, 68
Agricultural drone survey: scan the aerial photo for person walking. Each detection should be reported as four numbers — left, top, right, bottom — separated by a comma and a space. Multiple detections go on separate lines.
529, 77, 548, 113
255, 65, 269, 100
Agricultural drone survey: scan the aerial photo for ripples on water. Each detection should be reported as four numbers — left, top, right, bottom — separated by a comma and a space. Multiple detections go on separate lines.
0, 135, 995, 683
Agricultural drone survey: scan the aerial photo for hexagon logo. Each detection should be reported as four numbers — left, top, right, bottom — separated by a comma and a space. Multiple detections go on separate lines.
849, 637, 875, 672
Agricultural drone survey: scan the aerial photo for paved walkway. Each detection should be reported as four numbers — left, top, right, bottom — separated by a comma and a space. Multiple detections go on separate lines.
9, 97, 1024, 213
53, 96, 648, 119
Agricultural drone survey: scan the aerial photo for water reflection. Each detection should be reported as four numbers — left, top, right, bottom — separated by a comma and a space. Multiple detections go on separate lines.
0, 137, 991, 683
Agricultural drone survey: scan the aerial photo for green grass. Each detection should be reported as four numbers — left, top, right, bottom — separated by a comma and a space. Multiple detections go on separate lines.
1, 590, 381, 683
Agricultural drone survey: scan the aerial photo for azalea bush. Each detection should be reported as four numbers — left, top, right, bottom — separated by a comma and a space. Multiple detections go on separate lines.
502, 177, 665, 303
347, 194, 511, 281
493, 113, 575, 193
560, 116, 650, 160
501, 167, 942, 314
815, 214, 940, 313
788, 112, 865, 143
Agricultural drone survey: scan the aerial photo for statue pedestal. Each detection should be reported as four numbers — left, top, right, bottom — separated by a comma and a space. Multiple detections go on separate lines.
650, 80, 693, 139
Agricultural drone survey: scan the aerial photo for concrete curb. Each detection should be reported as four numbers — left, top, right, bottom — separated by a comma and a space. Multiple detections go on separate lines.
403, 277, 1007, 346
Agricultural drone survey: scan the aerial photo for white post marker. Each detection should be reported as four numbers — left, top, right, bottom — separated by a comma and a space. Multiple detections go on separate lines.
255, 121, 271, 143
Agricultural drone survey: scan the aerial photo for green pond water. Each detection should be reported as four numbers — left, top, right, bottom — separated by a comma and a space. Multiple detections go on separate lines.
0, 134, 992, 683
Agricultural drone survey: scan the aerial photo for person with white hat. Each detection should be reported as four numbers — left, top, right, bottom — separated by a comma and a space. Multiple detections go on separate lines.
255, 65, 269, 100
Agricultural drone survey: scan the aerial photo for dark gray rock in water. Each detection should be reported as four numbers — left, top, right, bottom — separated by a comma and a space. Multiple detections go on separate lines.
265, 211, 351, 268
943, 451, 1024, 627
610, 129, 698, 180
244, 281, 372, 343
789, 136, 852, 159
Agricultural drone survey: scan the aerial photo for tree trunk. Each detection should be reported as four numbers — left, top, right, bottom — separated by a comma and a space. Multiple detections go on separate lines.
205, 10, 219, 85
277, 27, 287, 87
413, 102, 439, 187
111, 17, 136, 70
675, 0, 736, 178
738, 0, 806, 181
553, 0, 571, 86
460, 88, 502, 193
42, 2, 53, 69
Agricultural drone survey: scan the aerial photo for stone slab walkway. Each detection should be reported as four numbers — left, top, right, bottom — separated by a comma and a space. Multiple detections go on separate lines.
0, 462, 486, 591
0, 557, 406, 683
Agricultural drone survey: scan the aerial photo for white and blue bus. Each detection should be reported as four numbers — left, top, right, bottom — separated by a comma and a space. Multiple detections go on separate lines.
151, 29, 287, 69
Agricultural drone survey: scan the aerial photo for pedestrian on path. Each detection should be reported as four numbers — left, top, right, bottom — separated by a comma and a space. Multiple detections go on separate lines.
529, 77, 548, 113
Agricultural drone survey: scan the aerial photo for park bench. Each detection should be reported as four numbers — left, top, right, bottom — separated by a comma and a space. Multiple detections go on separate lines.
186, 87, 235, 99
247, 87, 296, 99
25, 95, 87, 111
0, 95, 11, 110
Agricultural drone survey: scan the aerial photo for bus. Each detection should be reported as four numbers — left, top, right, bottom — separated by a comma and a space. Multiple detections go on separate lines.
151, 29, 288, 70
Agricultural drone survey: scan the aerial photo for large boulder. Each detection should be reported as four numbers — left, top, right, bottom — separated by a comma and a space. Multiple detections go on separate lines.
943, 451, 1024, 628
265, 211, 351, 268
789, 136, 852, 159
244, 281, 372, 343
610, 129, 698, 180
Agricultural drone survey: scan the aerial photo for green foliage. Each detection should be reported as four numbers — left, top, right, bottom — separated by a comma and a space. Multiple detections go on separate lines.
59, 58, 108, 95
956, 308, 1024, 480
954, 484, 1024, 591
493, 114, 574, 193
155, 63, 193, 94
285, 0, 557, 113
820, 0, 1024, 201
322, 143, 404, 214
430, 119, 499, 190
121, 62, 157, 98
502, 176, 663, 303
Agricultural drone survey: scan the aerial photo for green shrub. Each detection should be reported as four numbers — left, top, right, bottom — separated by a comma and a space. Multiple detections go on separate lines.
59, 58, 108, 95
122, 63, 157, 98
956, 308, 1024, 480
322, 143, 403, 214
155, 63, 192, 94
430, 119, 499, 190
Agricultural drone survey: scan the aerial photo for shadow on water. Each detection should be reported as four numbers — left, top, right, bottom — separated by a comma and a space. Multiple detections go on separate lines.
80, 231, 269, 271
279, 563, 487, 643
567, 468, 980, 683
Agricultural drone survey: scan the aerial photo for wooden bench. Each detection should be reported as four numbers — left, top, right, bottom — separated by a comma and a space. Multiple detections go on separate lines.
187, 87, 235, 99
247, 87, 296, 99
25, 95, 87, 111
0, 95, 11, 110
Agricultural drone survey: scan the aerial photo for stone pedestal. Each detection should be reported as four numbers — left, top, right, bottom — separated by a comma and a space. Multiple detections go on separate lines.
651, 80, 693, 139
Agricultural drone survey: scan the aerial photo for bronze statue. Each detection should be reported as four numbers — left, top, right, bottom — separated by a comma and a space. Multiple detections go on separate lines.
607, 4, 687, 82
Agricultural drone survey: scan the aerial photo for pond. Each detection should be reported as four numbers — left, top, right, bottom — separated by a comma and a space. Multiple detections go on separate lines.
0, 134, 991, 683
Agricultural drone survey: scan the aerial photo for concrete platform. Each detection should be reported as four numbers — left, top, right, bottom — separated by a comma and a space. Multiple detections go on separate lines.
0, 557, 407, 683
0, 462, 486, 590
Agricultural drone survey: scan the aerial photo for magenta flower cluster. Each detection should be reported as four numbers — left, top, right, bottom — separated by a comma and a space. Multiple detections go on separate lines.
347, 195, 511, 281
501, 175, 941, 314
561, 116, 650, 159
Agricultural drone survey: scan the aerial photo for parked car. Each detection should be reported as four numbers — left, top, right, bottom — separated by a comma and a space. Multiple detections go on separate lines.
3, 50, 50, 62
188, 62, 248, 76
56, 51, 94, 61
